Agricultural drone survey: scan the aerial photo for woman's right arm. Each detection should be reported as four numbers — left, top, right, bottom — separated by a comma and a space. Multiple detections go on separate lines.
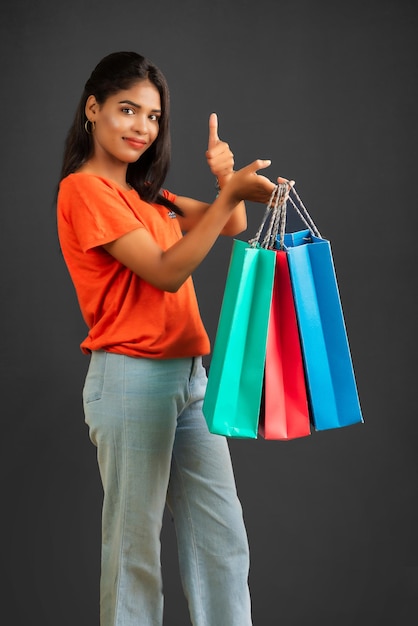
103, 159, 276, 293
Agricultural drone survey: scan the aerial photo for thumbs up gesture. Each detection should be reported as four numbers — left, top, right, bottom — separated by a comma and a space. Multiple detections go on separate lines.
205, 113, 235, 185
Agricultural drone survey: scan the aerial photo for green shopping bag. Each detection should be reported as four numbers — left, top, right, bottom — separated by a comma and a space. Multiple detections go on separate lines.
202, 185, 290, 438
203, 239, 276, 437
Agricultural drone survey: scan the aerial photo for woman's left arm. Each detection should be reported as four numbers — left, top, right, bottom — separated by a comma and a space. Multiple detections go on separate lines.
176, 113, 247, 236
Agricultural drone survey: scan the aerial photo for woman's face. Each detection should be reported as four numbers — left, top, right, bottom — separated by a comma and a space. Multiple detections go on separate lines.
86, 79, 162, 167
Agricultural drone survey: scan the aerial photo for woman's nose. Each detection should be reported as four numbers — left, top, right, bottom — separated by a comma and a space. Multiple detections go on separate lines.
132, 114, 148, 134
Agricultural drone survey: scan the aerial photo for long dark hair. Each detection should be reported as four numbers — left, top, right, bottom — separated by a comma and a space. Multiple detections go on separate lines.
60, 51, 181, 213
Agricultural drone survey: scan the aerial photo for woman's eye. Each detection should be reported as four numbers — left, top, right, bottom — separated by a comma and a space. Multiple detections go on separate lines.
149, 114, 160, 122
121, 107, 134, 115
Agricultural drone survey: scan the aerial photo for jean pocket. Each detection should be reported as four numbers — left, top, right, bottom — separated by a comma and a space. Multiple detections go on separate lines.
83, 351, 107, 404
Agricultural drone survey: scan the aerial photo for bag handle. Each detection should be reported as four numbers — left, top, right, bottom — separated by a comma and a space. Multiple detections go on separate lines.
276, 186, 322, 250
248, 183, 321, 250
249, 183, 288, 249
288, 187, 321, 238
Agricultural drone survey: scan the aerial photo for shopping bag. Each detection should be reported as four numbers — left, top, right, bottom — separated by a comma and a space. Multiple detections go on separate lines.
279, 189, 363, 431
203, 186, 289, 438
258, 249, 311, 440
203, 239, 276, 438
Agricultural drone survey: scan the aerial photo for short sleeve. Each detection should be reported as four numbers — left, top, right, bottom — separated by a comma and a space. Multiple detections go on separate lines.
58, 175, 145, 253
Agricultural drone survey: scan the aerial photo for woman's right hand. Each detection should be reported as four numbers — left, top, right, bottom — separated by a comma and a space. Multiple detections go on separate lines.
221, 160, 294, 206
220, 160, 275, 205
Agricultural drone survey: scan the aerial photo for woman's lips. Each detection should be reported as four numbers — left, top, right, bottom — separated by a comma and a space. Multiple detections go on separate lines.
124, 137, 147, 149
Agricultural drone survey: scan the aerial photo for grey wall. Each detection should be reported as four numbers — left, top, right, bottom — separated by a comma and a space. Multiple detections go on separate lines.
1, 0, 417, 624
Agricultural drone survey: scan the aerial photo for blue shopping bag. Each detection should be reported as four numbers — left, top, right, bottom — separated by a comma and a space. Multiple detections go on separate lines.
278, 214, 363, 431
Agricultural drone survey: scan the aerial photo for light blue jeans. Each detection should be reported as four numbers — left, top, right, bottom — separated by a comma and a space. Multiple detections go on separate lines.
83, 351, 252, 626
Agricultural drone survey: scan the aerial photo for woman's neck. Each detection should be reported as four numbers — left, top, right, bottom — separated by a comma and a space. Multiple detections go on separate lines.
78, 160, 131, 190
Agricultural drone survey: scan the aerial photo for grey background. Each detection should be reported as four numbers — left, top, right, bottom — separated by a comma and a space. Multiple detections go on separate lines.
1, 0, 417, 624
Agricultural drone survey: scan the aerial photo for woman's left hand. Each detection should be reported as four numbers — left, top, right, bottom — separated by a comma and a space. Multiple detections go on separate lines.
205, 113, 235, 184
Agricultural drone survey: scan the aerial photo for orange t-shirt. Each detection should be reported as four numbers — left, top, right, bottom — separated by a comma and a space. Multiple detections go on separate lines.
57, 173, 210, 359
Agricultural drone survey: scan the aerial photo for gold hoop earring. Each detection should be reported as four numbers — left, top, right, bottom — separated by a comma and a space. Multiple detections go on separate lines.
84, 119, 95, 134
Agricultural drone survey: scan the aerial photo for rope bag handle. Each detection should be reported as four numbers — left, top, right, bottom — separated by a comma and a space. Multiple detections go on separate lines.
276, 185, 322, 250
248, 183, 288, 249
248, 182, 321, 250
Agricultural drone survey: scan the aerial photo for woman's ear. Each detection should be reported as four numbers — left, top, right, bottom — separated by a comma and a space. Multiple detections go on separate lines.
85, 95, 98, 121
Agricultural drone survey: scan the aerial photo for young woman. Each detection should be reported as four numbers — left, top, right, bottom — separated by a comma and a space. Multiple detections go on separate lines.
57, 50, 291, 626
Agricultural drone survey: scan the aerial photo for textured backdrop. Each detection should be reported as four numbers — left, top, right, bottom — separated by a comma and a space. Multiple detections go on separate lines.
1, 0, 417, 624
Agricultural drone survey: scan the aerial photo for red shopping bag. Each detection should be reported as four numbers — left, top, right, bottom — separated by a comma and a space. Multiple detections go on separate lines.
258, 250, 311, 440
